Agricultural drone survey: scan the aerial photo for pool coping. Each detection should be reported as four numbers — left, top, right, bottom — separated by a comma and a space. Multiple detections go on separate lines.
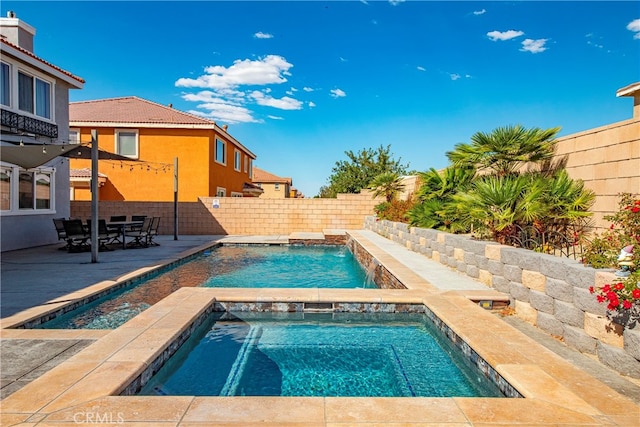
1, 232, 639, 425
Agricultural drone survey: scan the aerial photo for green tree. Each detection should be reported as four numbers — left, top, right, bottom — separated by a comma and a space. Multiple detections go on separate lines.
317, 145, 408, 198
407, 166, 475, 232
369, 172, 405, 202
447, 125, 560, 176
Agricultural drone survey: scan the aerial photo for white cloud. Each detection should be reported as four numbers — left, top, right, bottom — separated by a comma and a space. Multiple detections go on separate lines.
417, 66, 426, 72
520, 38, 549, 53
627, 18, 640, 39
303, 87, 314, 92
308, 101, 316, 108
473, 9, 486, 16
389, 0, 406, 6
175, 55, 292, 90
449, 73, 461, 81
339, 57, 348, 62
487, 30, 524, 41
254, 32, 273, 39
268, 115, 284, 120
330, 88, 346, 98
250, 91, 303, 110
177, 55, 305, 123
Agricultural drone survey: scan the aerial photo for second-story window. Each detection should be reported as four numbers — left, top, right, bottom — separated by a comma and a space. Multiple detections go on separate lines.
234, 149, 241, 171
115, 129, 138, 158
215, 138, 226, 165
18, 71, 51, 119
0, 62, 10, 107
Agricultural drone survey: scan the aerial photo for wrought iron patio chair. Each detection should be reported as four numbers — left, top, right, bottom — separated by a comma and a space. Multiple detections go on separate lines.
62, 219, 90, 252
147, 216, 161, 246
52, 218, 69, 250
124, 217, 153, 248
87, 219, 120, 251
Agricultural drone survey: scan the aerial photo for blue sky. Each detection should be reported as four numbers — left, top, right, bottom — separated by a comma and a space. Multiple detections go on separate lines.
4, 1, 639, 197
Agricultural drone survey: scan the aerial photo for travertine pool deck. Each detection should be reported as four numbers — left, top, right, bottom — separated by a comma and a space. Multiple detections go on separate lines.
1, 231, 639, 426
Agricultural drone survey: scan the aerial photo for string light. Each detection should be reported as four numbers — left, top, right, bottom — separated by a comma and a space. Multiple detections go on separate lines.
42, 145, 47, 154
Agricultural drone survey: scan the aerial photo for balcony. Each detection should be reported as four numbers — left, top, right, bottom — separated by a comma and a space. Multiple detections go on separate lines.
0, 108, 58, 139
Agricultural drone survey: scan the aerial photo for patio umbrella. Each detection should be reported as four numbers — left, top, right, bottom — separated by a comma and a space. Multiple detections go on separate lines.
0, 144, 81, 169
61, 144, 139, 162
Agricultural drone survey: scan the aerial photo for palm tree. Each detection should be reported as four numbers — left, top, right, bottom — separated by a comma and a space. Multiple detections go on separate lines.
369, 172, 405, 202
447, 125, 560, 176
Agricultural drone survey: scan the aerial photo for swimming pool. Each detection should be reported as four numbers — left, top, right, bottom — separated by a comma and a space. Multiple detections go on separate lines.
138, 311, 504, 398
38, 245, 377, 329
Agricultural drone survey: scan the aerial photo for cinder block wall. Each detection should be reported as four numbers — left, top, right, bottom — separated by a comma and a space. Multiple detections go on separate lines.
365, 217, 640, 378
70, 193, 379, 235
556, 118, 640, 231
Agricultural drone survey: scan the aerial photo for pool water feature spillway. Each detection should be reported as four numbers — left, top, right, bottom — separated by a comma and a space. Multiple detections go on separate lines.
136, 311, 507, 398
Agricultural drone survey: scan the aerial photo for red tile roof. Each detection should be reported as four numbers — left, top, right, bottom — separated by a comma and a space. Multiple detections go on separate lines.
0, 37, 85, 85
70, 97, 217, 126
252, 167, 292, 185
70, 168, 106, 178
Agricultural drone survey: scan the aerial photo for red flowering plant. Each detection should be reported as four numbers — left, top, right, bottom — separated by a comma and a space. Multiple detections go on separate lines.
585, 193, 640, 326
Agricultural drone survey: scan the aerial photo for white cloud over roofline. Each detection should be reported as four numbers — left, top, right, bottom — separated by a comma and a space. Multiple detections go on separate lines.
250, 91, 303, 110
473, 9, 486, 16
175, 55, 293, 90
487, 30, 524, 41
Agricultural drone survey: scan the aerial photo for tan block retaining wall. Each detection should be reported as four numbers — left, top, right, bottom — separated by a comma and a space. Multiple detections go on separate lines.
71, 193, 378, 235
365, 217, 640, 379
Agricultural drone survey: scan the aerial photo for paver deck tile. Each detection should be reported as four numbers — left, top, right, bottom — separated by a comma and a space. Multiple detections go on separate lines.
41, 396, 194, 423
1, 361, 99, 413
452, 397, 601, 424
41, 361, 146, 413
324, 397, 468, 424
181, 397, 325, 423
497, 364, 601, 415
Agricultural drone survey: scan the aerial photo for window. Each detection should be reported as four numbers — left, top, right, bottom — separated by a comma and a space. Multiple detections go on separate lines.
234, 149, 241, 171
244, 155, 248, 173
275, 183, 280, 191
0, 168, 11, 211
68, 128, 80, 144
115, 130, 138, 158
17, 170, 52, 210
18, 71, 51, 119
216, 187, 226, 197
1, 62, 10, 107
248, 158, 253, 179
1, 166, 55, 214
231, 192, 243, 197
215, 139, 226, 165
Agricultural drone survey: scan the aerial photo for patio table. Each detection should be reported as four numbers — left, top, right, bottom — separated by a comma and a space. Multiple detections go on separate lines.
106, 220, 143, 250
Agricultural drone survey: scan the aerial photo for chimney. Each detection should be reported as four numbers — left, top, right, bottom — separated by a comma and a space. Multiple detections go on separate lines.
168, 103, 173, 108
0, 11, 36, 52
222, 124, 228, 132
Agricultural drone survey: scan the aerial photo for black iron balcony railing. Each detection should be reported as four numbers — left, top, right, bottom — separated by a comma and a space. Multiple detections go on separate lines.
0, 108, 58, 139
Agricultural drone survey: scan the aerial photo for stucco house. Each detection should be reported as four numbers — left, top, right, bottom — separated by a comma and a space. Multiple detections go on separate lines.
0, 12, 84, 251
68, 97, 260, 201
252, 167, 299, 198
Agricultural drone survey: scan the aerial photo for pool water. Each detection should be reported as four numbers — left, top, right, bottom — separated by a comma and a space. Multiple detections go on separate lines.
138, 312, 504, 397
38, 245, 375, 329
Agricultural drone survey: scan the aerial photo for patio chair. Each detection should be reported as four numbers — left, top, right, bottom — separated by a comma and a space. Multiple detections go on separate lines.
147, 216, 161, 246
127, 215, 147, 232
62, 219, 90, 252
125, 217, 153, 248
107, 215, 127, 242
52, 218, 69, 250
87, 219, 120, 251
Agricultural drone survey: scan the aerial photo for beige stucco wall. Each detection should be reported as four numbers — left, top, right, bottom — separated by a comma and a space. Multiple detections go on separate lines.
555, 118, 640, 231
70, 193, 378, 235
258, 182, 290, 198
